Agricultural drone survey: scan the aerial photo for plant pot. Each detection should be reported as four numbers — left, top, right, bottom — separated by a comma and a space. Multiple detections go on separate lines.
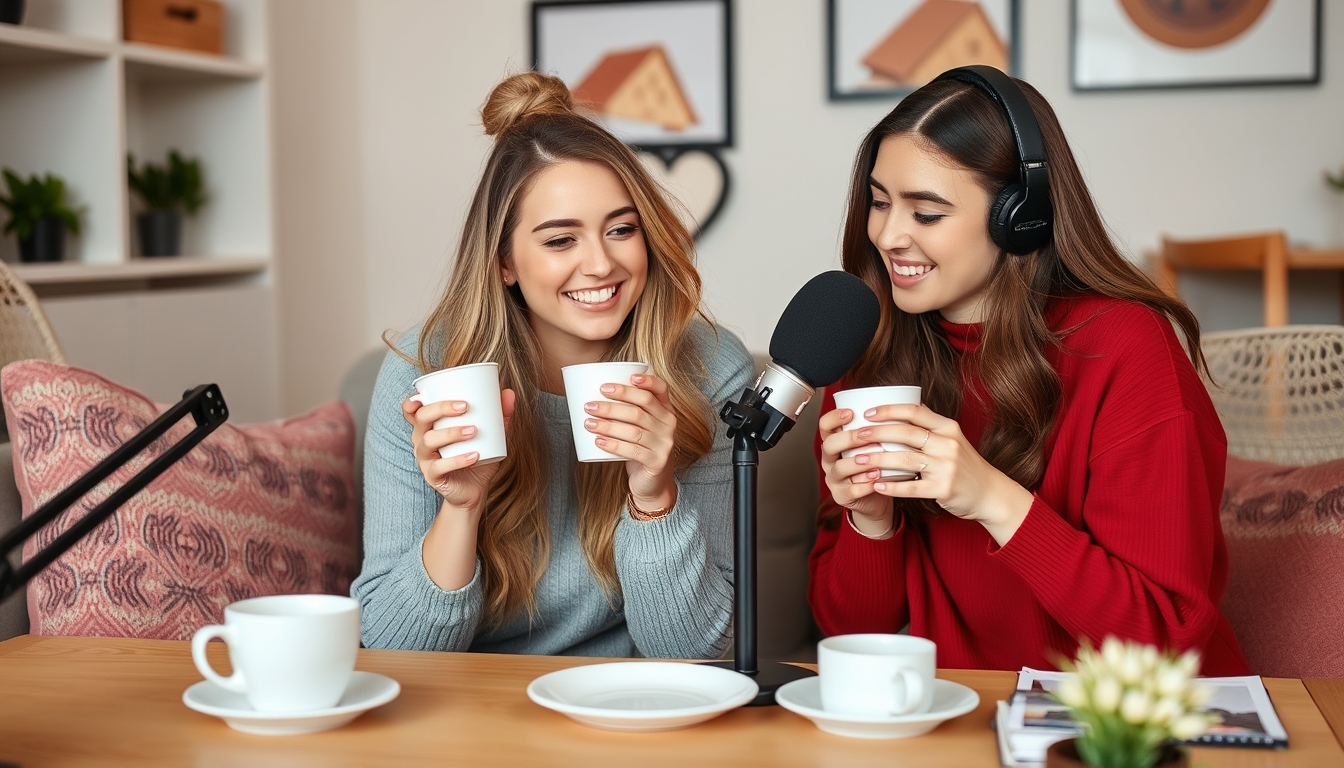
0, 0, 24, 25
1045, 738, 1189, 768
137, 210, 182, 257
17, 215, 66, 263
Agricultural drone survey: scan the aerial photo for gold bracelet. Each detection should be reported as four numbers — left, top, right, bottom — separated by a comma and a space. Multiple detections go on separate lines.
628, 492, 672, 521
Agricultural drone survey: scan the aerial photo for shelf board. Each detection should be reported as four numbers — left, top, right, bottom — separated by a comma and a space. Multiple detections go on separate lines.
0, 24, 113, 63
121, 42, 264, 81
12, 256, 269, 285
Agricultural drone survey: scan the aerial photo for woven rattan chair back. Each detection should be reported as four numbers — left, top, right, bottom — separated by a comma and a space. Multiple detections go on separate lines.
1202, 325, 1344, 465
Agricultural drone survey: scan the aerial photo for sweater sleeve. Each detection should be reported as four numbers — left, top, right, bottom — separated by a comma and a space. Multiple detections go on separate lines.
806, 385, 910, 635
615, 324, 754, 659
349, 339, 485, 651
991, 410, 1225, 653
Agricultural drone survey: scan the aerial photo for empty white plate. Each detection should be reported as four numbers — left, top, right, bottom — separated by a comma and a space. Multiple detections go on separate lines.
775, 677, 979, 739
527, 661, 758, 732
183, 671, 400, 736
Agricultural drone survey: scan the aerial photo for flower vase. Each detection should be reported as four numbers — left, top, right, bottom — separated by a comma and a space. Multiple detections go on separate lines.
1045, 738, 1189, 768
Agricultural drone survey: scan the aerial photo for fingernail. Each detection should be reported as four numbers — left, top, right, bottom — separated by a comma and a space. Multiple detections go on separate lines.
584, 402, 598, 412
584, 418, 598, 429
855, 454, 870, 465
600, 384, 616, 394
864, 408, 877, 418
595, 437, 608, 447
867, 470, 880, 479
858, 428, 873, 439
461, 426, 476, 437
465, 452, 479, 462
631, 374, 645, 383
839, 409, 852, 419
452, 401, 466, 412
874, 482, 887, 491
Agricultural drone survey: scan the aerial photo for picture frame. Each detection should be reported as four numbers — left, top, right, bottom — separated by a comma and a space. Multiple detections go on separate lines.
826, 0, 1020, 101
530, 0, 733, 153
1071, 0, 1322, 91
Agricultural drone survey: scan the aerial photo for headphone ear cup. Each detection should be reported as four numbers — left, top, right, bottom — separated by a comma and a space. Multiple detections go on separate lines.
988, 184, 1022, 253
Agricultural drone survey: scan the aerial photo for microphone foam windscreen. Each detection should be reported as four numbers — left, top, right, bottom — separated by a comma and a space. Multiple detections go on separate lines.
768, 271, 881, 388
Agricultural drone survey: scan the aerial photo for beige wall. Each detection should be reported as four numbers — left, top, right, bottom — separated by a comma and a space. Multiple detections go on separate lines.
271, 0, 1344, 414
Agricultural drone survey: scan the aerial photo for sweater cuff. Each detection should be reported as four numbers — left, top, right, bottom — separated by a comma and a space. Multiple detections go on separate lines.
835, 506, 905, 564
990, 495, 1092, 598
616, 480, 703, 564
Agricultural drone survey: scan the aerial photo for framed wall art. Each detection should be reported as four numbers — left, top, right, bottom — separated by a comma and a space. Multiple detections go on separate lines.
1071, 0, 1322, 91
531, 0, 733, 153
827, 0, 1020, 101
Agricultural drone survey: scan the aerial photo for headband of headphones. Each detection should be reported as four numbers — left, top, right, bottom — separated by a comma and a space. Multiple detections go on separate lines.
931, 65, 1053, 254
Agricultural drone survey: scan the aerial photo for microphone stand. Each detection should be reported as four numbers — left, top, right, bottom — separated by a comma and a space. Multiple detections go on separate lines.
709, 387, 816, 706
0, 384, 229, 602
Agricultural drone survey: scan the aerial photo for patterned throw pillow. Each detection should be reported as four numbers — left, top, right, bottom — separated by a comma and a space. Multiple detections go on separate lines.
1, 360, 360, 640
1220, 455, 1344, 678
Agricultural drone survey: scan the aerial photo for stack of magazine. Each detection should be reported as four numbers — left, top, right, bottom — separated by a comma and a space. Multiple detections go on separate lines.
994, 668, 1289, 767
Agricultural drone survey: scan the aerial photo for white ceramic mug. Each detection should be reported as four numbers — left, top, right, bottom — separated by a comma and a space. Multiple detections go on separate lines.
191, 594, 361, 713
833, 385, 923, 480
411, 362, 507, 464
818, 634, 936, 716
561, 361, 650, 462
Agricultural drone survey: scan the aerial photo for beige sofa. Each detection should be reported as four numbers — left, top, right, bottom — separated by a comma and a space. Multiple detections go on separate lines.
0, 350, 823, 662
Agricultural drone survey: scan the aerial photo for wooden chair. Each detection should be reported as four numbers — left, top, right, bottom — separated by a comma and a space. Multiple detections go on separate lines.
1154, 231, 1290, 327
0, 260, 65, 441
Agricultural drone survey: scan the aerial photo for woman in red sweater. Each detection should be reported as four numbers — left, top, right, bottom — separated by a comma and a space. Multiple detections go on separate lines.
808, 67, 1250, 675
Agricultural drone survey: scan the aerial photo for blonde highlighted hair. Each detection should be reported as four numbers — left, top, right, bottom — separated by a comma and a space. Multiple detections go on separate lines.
400, 72, 714, 626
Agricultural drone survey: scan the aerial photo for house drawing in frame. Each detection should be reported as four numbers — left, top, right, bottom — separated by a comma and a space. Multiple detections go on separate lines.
573, 45, 699, 132
862, 0, 1007, 88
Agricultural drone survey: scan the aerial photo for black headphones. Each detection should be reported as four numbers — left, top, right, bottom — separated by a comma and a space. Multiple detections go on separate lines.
932, 65, 1054, 255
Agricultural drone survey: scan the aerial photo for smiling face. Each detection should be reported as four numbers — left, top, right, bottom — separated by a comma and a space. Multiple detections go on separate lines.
502, 160, 648, 368
867, 134, 1001, 324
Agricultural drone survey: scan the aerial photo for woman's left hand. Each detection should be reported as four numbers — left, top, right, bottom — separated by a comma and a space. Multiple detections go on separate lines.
851, 403, 1034, 545
583, 372, 678, 512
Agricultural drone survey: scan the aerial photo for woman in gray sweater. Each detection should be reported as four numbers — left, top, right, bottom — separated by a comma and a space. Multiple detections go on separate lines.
351, 72, 753, 659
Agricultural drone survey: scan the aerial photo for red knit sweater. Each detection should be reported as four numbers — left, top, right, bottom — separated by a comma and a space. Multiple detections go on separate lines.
808, 294, 1250, 675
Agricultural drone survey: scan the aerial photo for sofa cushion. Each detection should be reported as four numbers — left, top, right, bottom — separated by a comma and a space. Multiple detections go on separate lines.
1, 360, 359, 641
1219, 455, 1344, 678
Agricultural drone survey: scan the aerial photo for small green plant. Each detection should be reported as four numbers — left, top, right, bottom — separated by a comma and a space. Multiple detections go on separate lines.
0, 169, 83, 240
1327, 165, 1344, 192
127, 150, 207, 214
1053, 638, 1217, 768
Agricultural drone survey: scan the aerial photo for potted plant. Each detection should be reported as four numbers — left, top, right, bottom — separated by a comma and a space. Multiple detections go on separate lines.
0, 169, 83, 263
1047, 638, 1217, 768
127, 150, 207, 257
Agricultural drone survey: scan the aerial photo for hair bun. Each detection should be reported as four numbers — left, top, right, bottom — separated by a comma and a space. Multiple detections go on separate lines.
482, 72, 576, 137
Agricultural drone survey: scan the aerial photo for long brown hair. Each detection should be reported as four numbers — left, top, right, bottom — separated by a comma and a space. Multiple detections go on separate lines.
398, 72, 713, 625
837, 75, 1202, 519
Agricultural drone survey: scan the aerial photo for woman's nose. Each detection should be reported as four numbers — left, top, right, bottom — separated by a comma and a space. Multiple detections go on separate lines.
874, 212, 912, 252
578, 240, 616, 277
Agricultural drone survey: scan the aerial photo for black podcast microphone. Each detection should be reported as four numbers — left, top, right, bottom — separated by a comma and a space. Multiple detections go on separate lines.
720, 270, 881, 451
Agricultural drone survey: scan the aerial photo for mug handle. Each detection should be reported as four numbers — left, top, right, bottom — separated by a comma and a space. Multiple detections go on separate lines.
191, 624, 247, 694
889, 668, 926, 716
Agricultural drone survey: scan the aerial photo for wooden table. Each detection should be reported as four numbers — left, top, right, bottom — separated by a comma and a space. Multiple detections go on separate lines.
0, 636, 1341, 767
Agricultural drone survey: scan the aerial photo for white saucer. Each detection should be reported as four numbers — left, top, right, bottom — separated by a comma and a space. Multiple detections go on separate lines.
183, 671, 401, 735
775, 677, 980, 739
527, 661, 758, 732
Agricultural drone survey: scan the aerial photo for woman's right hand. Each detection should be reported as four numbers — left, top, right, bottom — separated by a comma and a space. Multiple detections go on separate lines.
818, 406, 894, 535
403, 389, 516, 513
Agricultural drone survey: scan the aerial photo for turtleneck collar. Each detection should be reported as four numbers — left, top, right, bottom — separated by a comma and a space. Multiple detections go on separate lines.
936, 314, 982, 353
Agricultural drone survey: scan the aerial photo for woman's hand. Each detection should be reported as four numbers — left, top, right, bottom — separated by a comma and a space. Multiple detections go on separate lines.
403, 389, 517, 514
832, 403, 1035, 545
583, 372, 678, 513
818, 407, 896, 536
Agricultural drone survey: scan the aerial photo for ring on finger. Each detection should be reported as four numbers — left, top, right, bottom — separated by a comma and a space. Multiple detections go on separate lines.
918, 429, 930, 451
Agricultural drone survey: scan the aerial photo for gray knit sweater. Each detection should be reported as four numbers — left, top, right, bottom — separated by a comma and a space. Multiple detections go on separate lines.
351, 319, 754, 658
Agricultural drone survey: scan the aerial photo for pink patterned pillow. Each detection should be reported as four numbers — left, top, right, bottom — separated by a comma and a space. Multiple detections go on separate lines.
1, 360, 360, 640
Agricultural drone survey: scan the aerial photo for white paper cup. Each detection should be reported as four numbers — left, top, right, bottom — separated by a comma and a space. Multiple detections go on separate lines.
561, 361, 650, 462
411, 362, 507, 464
191, 594, 361, 713
833, 385, 922, 480
818, 634, 936, 716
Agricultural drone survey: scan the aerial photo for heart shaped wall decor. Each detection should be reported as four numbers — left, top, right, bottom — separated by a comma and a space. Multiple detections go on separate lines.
637, 149, 729, 239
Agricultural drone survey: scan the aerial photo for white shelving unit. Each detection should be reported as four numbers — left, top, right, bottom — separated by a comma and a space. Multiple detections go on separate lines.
0, 0, 280, 422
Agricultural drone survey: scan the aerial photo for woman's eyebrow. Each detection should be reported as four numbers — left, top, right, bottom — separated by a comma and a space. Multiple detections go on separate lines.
606, 206, 637, 221
532, 206, 639, 233
899, 190, 953, 206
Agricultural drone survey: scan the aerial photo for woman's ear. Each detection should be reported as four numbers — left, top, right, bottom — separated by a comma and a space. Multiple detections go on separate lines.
501, 259, 516, 287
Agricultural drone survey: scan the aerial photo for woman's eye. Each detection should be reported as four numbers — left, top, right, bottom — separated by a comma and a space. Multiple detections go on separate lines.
608, 223, 639, 238
913, 212, 943, 225
870, 199, 891, 211
544, 235, 576, 249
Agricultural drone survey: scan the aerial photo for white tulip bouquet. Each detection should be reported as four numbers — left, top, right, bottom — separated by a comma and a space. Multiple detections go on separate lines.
1053, 638, 1218, 768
